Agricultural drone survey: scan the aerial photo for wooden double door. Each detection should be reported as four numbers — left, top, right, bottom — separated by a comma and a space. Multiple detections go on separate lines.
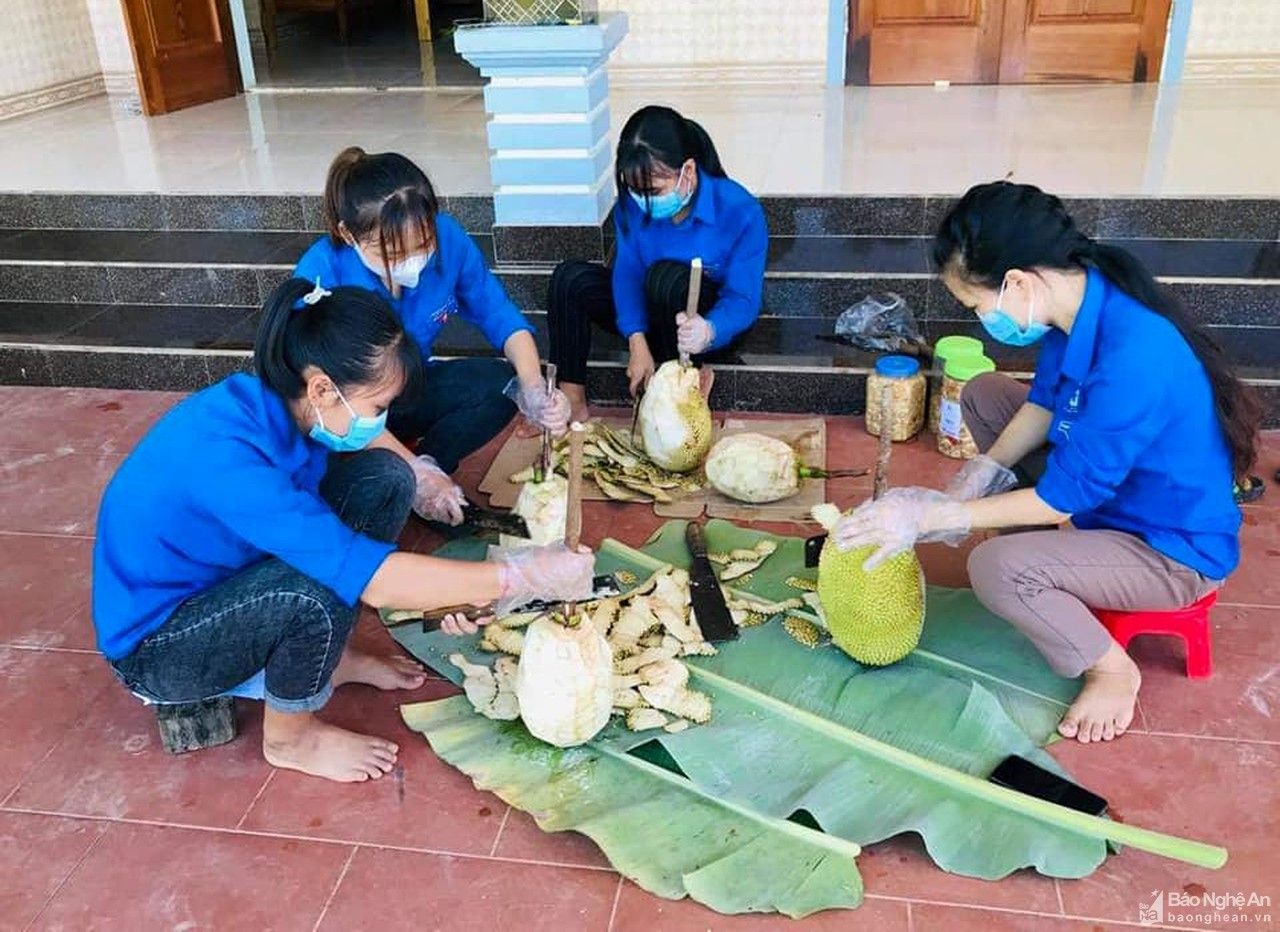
848, 0, 1172, 85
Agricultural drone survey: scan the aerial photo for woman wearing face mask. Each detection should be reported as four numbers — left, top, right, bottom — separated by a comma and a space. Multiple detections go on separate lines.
830, 181, 1260, 746
93, 278, 593, 784
295, 147, 570, 526
546, 105, 768, 421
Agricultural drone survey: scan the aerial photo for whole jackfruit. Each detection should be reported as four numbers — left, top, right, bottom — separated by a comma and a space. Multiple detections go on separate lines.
636, 361, 713, 473
811, 503, 925, 666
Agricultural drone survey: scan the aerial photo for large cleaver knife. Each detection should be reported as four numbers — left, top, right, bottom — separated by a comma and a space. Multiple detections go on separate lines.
685, 521, 739, 642
460, 501, 529, 538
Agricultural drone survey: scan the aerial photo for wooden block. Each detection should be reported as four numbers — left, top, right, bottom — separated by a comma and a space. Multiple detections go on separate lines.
154, 697, 238, 755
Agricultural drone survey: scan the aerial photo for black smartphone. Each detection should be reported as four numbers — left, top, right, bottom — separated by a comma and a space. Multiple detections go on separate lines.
988, 755, 1108, 816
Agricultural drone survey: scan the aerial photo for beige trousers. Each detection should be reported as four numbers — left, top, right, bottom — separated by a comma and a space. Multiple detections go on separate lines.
961, 374, 1218, 678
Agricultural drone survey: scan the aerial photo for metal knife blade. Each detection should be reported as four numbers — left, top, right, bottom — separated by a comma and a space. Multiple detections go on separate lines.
387, 574, 622, 631
804, 533, 827, 568
684, 521, 739, 642
460, 501, 529, 538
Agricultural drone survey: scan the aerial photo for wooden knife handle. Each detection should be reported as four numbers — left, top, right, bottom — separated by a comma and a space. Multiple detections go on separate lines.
685, 520, 708, 558
678, 257, 703, 367
565, 422, 585, 550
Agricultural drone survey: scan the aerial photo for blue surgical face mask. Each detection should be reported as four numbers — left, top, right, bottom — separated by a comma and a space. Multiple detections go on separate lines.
979, 278, 1050, 347
309, 384, 387, 452
630, 165, 694, 221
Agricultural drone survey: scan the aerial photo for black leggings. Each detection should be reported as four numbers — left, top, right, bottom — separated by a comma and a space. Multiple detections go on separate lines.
546, 259, 738, 385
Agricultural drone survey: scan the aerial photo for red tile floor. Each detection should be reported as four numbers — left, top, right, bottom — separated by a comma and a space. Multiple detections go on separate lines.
2, 386, 1278, 931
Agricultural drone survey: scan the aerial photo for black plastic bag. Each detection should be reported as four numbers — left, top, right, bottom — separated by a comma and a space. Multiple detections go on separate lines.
828, 292, 928, 354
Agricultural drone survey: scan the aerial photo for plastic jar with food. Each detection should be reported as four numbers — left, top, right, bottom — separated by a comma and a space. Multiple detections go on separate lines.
937, 354, 996, 459
865, 355, 926, 442
928, 335, 985, 434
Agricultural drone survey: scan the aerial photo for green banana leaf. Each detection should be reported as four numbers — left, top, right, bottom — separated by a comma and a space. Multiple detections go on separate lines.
401, 698, 863, 918
393, 520, 1227, 914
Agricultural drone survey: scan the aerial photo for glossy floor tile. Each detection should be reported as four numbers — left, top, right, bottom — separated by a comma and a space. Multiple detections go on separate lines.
1, 81, 1278, 195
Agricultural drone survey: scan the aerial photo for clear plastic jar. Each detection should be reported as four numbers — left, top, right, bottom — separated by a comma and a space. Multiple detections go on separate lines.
866, 355, 926, 442
928, 335, 985, 434
937, 354, 995, 459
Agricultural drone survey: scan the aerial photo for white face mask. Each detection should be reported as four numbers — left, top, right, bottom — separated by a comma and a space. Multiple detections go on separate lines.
353, 242, 431, 290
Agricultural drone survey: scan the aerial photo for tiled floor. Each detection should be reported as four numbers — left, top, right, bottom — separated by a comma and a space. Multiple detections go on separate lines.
1, 385, 1278, 930
3, 81, 1280, 196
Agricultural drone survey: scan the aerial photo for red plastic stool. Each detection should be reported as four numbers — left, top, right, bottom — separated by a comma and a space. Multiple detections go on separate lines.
1093, 591, 1217, 679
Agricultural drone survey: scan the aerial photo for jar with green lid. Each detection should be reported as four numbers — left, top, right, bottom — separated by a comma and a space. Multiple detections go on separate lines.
865, 355, 926, 441
937, 354, 996, 459
928, 335, 985, 434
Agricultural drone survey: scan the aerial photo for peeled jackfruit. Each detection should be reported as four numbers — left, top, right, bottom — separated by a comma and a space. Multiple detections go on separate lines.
515, 613, 614, 747
500, 474, 568, 548
636, 361, 713, 473
704, 433, 800, 503
811, 503, 925, 666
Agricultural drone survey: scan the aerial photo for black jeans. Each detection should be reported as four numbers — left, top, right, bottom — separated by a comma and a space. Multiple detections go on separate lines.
110, 449, 415, 713
546, 259, 740, 385
388, 356, 517, 473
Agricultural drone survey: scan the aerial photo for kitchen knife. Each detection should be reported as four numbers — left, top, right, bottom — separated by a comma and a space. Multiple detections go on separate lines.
460, 501, 529, 538
685, 521, 739, 642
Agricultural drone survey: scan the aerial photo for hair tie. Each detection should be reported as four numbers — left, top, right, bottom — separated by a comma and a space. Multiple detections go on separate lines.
302, 278, 331, 306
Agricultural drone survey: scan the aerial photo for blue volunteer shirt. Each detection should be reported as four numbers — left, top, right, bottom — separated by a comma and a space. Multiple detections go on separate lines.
92, 374, 396, 660
1030, 267, 1240, 580
294, 212, 533, 359
613, 173, 768, 351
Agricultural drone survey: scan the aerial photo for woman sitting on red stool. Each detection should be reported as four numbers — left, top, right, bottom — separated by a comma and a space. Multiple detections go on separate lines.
831, 182, 1261, 745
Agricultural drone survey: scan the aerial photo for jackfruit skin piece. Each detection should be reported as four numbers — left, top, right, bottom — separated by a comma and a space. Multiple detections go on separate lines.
817, 541, 925, 666
782, 616, 824, 649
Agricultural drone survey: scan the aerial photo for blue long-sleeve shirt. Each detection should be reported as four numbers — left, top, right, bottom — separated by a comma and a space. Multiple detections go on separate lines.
294, 212, 533, 359
92, 374, 396, 660
1030, 267, 1240, 580
612, 173, 768, 351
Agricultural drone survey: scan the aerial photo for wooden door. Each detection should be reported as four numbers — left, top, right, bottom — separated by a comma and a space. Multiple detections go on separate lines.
848, 0, 1171, 84
848, 0, 1008, 85
120, 0, 240, 115
998, 0, 1172, 82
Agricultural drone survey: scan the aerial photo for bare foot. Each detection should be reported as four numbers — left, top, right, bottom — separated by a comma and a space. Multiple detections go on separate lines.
561, 382, 590, 424
263, 710, 398, 783
698, 367, 715, 400
333, 646, 427, 691
1058, 642, 1141, 744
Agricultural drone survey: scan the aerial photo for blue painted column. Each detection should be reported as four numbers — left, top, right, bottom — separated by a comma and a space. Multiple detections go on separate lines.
454, 14, 629, 227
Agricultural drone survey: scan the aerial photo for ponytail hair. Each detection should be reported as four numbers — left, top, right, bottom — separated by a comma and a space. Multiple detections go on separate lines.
615, 105, 726, 231
322, 146, 440, 275
253, 277, 423, 402
933, 181, 1261, 481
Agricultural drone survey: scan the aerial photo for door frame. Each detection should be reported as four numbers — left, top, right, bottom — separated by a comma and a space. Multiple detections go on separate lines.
838, 0, 1194, 85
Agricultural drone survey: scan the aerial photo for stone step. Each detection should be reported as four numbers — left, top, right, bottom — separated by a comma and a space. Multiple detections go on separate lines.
3, 258, 1273, 330
3, 228, 1277, 279
3, 192, 1277, 240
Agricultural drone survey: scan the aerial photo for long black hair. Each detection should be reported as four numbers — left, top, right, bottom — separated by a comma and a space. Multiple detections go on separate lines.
933, 181, 1261, 481
253, 277, 423, 402
323, 146, 440, 274
615, 106, 726, 231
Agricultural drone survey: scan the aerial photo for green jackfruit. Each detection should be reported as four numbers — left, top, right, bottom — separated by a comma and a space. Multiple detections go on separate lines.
812, 504, 925, 666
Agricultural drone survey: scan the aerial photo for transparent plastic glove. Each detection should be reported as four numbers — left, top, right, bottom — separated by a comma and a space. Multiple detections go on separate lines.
676, 312, 715, 357
832, 487, 972, 571
504, 377, 571, 435
945, 454, 1019, 502
409, 454, 466, 526
493, 543, 594, 616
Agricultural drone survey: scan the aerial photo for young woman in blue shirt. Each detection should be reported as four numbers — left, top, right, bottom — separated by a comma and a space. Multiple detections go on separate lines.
296, 147, 570, 524
833, 182, 1261, 746
546, 106, 769, 422
93, 278, 592, 783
